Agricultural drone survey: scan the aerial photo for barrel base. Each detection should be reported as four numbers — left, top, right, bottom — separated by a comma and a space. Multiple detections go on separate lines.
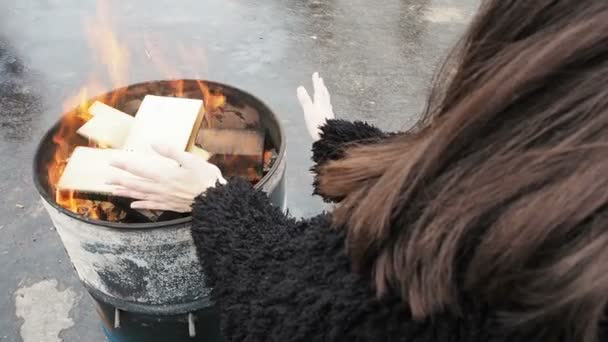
92, 295, 223, 342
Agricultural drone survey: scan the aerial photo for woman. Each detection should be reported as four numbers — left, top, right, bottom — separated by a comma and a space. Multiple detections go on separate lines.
108, 1, 608, 341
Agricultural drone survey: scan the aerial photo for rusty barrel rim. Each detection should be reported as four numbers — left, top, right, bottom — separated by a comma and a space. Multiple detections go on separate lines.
33, 79, 287, 230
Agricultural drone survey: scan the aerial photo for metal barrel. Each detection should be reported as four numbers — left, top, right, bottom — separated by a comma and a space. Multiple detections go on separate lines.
33, 80, 286, 341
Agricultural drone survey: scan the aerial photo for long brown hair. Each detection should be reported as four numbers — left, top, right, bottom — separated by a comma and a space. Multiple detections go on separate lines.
317, 1, 608, 341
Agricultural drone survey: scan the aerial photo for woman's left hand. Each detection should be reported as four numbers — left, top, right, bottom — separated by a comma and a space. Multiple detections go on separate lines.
107, 144, 226, 212
297, 72, 335, 141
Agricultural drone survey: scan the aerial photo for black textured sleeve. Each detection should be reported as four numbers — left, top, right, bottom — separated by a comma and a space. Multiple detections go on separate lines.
311, 119, 389, 202
311, 119, 387, 166
191, 178, 300, 287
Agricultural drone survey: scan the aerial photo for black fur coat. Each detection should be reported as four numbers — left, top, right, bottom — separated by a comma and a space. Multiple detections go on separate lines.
190, 120, 498, 342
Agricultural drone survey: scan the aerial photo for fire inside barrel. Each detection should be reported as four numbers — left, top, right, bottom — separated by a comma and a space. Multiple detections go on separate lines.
45, 81, 279, 223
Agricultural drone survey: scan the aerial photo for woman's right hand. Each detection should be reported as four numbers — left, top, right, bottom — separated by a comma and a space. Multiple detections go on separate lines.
297, 72, 335, 141
107, 144, 226, 213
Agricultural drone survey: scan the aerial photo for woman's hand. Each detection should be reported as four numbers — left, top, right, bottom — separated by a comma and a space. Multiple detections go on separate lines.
107, 144, 226, 212
297, 72, 335, 141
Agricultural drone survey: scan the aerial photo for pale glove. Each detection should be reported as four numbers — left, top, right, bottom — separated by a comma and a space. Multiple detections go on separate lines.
107, 144, 226, 212
297, 72, 335, 141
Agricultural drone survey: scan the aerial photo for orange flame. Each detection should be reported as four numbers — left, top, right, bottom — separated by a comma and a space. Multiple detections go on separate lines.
144, 34, 224, 111
85, 0, 129, 106
49, 86, 101, 217
196, 80, 226, 113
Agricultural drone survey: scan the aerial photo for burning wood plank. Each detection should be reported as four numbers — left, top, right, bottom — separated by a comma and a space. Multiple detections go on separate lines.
197, 129, 264, 156
57, 147, 178, 196
203, 103, 261, 130
77, 99, 211, 159
77, 101, 133, 148
123, 95, 205, 154
197, 129, 266, 182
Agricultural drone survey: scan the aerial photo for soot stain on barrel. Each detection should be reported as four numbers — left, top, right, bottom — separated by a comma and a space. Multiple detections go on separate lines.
99, 258, 150, 300
82, 242, 128, 255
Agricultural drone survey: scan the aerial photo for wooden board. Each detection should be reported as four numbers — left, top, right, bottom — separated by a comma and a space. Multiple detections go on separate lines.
202, 103, 260, 130
79, 100, 211, 159
197, 129, 264, 156
57, 147, 178, 195
77, 101, 134, 148
123, 95, 205, 154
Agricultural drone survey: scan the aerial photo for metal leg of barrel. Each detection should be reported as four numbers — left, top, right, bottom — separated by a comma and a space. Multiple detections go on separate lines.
91, 294, 224, 342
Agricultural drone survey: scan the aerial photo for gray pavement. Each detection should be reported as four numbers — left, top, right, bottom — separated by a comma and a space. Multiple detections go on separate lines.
0, 0, 476, 340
